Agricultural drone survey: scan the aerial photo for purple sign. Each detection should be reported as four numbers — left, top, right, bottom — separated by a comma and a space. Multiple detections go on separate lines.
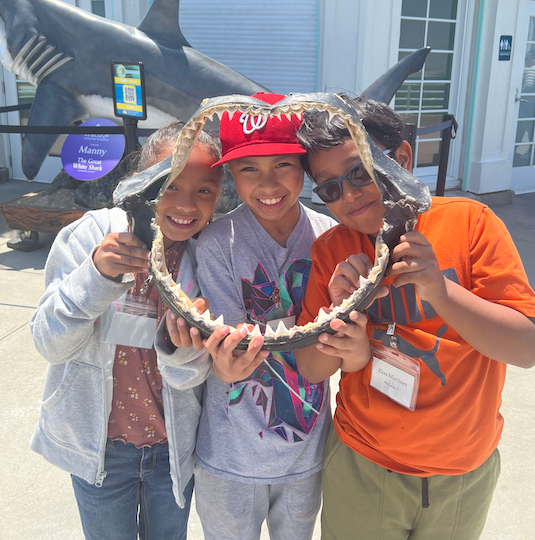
61, 119, 125, 181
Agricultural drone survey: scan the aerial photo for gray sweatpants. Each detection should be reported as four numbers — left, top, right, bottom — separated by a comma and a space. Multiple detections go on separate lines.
194, 466, 322, 540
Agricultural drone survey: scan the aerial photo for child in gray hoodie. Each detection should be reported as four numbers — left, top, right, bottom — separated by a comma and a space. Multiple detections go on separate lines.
30, 124, 223, 540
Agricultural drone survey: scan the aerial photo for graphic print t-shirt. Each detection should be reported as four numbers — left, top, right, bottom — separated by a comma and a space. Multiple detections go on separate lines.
196, 203, 337, 483
299, 197, 535, 476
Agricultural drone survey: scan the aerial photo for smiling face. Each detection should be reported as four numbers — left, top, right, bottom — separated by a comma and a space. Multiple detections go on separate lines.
308, 138, 387, 236
228, 154, 304, 242
157, 143, 222, 248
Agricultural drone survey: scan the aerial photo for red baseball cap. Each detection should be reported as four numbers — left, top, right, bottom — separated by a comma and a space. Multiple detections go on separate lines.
211, 92, 306, 167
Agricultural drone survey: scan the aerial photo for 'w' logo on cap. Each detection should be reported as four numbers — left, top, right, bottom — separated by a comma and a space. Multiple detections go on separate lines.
240, 113, 268, 135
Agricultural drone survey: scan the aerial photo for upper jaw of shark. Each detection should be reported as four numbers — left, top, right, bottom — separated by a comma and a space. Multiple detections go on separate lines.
114, 92, 431, 351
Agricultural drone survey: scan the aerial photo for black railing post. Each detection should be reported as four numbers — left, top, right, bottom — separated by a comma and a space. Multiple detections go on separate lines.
123, 118, 139, 156
405, 123, 417, 170
436, 114, 455, 197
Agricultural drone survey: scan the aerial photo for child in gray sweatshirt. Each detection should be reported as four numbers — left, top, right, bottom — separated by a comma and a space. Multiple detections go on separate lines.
158, 93, 337, 540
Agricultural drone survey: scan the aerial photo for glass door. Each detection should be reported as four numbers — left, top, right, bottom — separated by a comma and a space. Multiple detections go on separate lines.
512, 3, 535, 193
394, 0, 461, 185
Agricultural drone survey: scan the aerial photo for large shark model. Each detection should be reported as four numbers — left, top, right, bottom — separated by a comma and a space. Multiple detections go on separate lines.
0, 0, 430, 181
0, 0, 268, 180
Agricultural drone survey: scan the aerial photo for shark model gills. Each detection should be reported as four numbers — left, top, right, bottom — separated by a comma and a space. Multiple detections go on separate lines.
114, 92, 432, 352
0, 0, 267, 180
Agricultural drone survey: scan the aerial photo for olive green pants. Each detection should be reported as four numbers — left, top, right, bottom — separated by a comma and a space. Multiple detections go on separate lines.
321, 426, 500, 540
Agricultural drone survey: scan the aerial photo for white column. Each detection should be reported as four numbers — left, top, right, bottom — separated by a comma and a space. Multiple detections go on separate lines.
318, 0, 399, 99
465, 0, 523, 194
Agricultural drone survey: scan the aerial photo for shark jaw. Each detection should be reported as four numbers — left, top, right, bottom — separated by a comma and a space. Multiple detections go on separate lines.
114, 93, 432, 351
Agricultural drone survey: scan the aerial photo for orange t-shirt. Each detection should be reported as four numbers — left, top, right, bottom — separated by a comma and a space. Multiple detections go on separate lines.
299, 197, 535, 476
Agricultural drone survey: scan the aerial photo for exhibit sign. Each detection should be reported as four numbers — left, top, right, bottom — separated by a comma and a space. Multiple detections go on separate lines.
111, 61, 147, 120
61, 119, 125, 181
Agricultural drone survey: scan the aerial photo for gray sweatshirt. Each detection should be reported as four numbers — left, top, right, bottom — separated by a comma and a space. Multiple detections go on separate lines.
30, 208, 204, 507
159, 203, 337, 484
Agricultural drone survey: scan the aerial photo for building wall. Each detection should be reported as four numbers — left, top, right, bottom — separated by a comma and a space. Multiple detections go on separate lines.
1, 0, 533, 194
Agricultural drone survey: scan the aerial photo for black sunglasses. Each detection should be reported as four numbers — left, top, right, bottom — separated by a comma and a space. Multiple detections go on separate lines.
312, 148, 394, 204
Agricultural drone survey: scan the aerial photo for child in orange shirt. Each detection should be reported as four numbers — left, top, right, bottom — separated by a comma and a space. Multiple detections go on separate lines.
294, 96, 535, 540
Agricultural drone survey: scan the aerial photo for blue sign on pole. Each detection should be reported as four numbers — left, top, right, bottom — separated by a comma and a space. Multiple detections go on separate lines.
499, 36, 512, 61
61, 119, 125, 181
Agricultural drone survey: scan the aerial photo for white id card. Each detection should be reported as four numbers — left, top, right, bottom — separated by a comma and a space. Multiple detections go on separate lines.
100, 295, 158, 349
369, 342, 420, 411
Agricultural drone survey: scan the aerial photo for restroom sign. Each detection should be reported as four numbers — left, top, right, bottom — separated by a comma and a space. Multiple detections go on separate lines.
499, 36, 512, 61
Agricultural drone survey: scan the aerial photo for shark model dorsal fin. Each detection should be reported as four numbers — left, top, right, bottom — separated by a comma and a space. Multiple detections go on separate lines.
137, 0, 190, 49
361, 47, 431, 105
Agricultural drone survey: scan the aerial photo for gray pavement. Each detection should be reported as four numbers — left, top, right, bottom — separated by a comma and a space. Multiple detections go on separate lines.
1, 179, 534, 540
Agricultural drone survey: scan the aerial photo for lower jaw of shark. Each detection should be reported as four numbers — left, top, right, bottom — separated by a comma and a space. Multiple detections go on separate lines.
114, 93, 431, 351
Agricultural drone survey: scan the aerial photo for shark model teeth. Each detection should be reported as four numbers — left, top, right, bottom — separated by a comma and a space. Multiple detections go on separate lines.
115, 93, 431, 351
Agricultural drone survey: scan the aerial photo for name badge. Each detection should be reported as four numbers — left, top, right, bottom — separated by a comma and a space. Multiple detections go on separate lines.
369, 342, 420, 411
100, 295, 158, 349
266, 315, 296, 332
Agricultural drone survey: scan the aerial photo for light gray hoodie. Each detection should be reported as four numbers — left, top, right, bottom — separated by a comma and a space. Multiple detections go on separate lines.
30, 208, 206, 507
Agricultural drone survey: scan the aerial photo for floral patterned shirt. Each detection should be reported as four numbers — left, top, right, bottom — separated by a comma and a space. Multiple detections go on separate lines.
107, 241, 186, 448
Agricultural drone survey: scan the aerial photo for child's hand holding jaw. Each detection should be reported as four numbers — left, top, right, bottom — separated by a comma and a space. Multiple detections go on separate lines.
93, 232, 150, 279
201, 324, 269, 383
389, 230, 446, 304
295, 252, 388, 383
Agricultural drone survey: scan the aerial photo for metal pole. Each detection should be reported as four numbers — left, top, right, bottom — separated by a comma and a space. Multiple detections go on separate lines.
123, 118, 139, 156
435, 114, 454, 197
405, 123, 417, 170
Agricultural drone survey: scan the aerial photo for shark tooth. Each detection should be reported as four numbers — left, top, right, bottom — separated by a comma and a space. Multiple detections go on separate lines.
275, 320, 288, 337
250, 324, 262, 337
317, 308, 331, 324
264, 324, 275, 337
214, 315, 224, 326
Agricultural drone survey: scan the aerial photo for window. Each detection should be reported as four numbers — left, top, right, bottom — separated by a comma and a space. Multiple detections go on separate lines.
395, 0, 459, 168
91, 0, 105, 17
513, 17, 535, 167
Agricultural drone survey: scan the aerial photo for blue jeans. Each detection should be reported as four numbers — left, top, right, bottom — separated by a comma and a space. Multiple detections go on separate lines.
71, 439, 194, 540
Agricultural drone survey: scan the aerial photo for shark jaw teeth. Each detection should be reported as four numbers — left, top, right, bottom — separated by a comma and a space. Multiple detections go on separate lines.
150, 95, 384, 349
150, 218, 390, 347
143, 93, 428, 350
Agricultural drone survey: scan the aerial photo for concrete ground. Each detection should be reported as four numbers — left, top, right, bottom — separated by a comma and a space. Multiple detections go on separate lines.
1, 180, 534, 540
